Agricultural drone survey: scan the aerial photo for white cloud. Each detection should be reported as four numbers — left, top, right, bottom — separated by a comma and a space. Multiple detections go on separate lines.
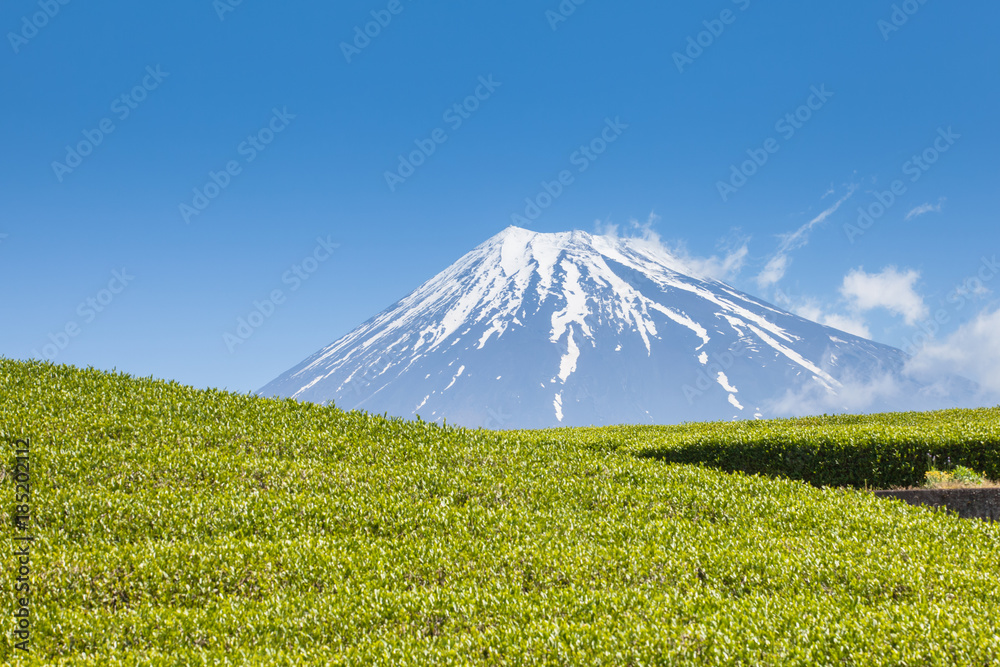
818, 312, 872, 339
905, 198, 945, 221
766, 332, 1000, 418
767, 369, 905, 416
764, 272, 1000, 418
773, 292, 872, 339
840, 266, 928, 325
755, 185, 857, 289
906, 306, 1000, 396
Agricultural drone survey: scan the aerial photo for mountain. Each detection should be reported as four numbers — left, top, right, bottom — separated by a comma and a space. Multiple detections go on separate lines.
258, 226, 947, 429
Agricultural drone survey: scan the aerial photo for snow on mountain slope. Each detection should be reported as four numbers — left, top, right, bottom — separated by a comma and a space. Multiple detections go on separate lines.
258, 226, 941, 428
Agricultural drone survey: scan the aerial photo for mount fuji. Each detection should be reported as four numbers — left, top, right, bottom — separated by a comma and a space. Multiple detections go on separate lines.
258, 226, 949, 429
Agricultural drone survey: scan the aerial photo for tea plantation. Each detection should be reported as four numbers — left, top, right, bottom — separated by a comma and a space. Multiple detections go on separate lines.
2, 359, 999, 665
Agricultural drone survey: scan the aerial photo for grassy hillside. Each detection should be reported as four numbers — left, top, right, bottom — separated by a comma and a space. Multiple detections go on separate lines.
2, 359, 999, 665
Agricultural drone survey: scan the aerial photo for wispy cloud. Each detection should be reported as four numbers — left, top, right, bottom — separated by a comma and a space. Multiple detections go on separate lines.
756, 185, 857, 289
628, 212, 661, 242
905, 198, 945, 221
593, 219, 620, 238
682, 242, 749, 282
669, 231, 750, 282
756, 255, 790, 290
594, 212, 662, 243
595, 214, 750, 282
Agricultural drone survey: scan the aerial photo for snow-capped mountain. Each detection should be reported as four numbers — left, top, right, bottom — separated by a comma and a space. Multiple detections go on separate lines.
258, 226, 930, 428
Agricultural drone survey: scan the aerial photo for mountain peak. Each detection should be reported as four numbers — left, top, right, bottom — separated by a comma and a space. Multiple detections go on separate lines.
259, 227, 919, 428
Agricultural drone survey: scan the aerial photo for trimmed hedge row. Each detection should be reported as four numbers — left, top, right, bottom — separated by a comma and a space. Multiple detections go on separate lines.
629, 409, 1000, 488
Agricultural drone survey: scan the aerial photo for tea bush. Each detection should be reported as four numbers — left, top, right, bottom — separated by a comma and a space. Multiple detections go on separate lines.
1, 359, 999, 665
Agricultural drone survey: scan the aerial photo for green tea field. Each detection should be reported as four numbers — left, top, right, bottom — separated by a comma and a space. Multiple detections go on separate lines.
2, 359, 999, 665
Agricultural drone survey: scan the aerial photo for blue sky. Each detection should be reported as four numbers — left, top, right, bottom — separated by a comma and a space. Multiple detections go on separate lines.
2, 0, 999, 395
